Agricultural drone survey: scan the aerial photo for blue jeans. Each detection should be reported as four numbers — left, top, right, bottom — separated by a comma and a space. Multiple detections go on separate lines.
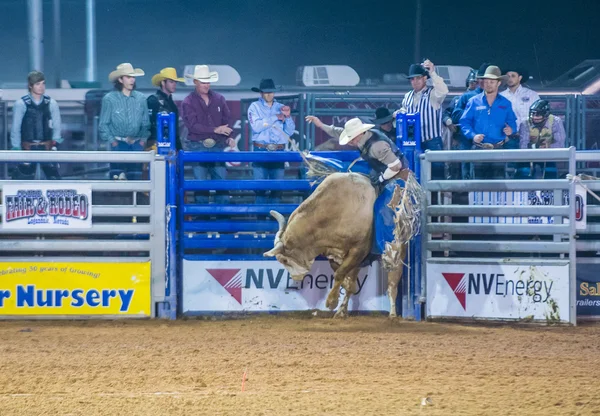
253, 148, 285, 204
458, 138, 474, 180
183, 139, 229, 204
110, 140, 144, 180
422, 136, 444, 180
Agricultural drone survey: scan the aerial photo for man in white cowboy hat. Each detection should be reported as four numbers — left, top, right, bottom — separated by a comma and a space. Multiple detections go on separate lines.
459, 65, 518, 179
248, 78, 295, 204
399, 59, 448, 179
147, 67, 185, 150
181, 65, 233, 204
338, 117, 407, 188
99, 63, 150, 180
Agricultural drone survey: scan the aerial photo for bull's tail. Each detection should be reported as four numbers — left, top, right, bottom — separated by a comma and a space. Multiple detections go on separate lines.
381, 171, 424, 271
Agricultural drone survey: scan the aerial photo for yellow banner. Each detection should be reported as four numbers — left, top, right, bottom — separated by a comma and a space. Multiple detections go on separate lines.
0, 262, 151, 316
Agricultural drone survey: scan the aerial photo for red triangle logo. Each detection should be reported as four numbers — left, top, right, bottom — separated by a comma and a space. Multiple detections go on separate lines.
207, 269, 243, 305
442, 273, 467, 310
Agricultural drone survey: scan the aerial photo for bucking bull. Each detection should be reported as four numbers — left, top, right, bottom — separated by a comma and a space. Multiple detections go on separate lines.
263, 167, 422, 318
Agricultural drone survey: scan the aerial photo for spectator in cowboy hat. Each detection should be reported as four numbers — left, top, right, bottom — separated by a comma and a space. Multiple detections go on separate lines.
450, 62, 491, 179
399, 59, 449, 179
181, 65, 233, 204
248, 78, 295, 204
370, 107, 396, 141
305, 106, 395, 150
147, 67, 185, 151
459, 65, 517, 179
99, 63, 150, 180
500, 67, 540, 127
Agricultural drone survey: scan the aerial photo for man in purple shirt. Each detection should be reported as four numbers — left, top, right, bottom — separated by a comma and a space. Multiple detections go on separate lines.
182, 65, 234, 204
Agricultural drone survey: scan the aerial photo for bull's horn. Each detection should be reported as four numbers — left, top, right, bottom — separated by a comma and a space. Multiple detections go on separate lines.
270, 210, 287, 233
263, 241, 284, 257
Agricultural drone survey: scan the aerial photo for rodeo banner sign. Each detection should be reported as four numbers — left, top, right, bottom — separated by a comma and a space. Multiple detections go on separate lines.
2, 184, 92, 229
0, 262, 151, 316
181, 260, 387, 313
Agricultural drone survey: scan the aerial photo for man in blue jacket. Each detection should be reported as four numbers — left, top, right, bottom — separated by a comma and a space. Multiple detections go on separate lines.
459, 65, 517, 179
248, 79, 296, 204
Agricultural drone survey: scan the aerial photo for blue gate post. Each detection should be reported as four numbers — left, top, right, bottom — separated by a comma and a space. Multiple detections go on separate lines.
156, 112, 177, 319
396, 112, 423, 320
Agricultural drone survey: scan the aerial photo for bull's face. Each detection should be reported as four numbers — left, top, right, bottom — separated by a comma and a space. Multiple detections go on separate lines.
263, 210, 311, 281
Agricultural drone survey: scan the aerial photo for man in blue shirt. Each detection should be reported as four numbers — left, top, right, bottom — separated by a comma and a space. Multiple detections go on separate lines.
248, 79, 296, 204
459, 65, 517, 179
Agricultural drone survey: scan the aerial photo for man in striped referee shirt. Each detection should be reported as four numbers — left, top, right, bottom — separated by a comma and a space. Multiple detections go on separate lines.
400, 60, 448, 179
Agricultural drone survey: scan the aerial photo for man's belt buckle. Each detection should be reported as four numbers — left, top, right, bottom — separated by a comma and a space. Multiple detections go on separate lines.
266, 143, 278, 151
203, 138, 216, 148
126, 137, 137, 145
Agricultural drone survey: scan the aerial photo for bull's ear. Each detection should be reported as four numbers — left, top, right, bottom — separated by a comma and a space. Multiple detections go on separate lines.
263, 241, 284, 257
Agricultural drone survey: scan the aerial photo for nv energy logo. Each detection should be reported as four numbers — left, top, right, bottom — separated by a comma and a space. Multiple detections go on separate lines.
207, 269, 243, 304
442, 273, 467, 310
441, 271, 554, 311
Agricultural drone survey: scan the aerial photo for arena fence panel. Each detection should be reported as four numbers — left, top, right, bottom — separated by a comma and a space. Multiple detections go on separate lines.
421, 147, 577, 324
0, 150, 168, 319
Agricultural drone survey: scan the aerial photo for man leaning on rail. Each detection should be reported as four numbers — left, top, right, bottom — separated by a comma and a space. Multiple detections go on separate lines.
459, 65, 518, 179
248, 78, 295, 204
10, 71, 62, 180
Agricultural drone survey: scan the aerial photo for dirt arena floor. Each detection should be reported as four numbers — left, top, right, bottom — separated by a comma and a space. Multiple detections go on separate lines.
0, 316, 599, 416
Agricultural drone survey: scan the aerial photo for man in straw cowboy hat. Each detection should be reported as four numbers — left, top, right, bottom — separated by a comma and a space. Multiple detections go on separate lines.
338, 117, 408, 189
338, 117, 410, 256
99, 63, 150, 180
248, 78, 295, 204
304, 106, 395, 151
181, 65, 233, 204
147, 67, 185, 151
459, 65, 518, 179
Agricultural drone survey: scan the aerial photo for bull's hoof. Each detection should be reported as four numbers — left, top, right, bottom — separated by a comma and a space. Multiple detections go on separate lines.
333, 309, 348, 319
325, 294, 339, 311
388, 312, 398, 319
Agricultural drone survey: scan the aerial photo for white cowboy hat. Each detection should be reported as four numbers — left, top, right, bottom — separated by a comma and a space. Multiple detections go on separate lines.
185, 65, 219, 83
339, 118, 375, 145
108, 63, 145, 82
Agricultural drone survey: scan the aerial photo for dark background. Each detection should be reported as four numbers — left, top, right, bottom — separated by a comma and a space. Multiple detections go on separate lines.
1, 0, 598, 88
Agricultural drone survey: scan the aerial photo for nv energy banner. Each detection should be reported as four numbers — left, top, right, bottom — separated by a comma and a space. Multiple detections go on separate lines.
182, 260, 387, 313
0, 262, 151, 316
427, 262, 569, 322
2, 184, 92, 229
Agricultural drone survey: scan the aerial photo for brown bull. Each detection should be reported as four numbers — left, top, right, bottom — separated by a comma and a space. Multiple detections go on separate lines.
263, 172, 405, 318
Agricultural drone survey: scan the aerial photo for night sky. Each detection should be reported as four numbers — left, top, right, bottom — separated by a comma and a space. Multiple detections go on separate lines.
1, 0, 599, 88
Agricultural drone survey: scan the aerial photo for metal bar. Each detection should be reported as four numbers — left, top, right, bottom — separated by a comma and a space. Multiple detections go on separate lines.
568, 146, 577, 325
179, 150, 360, 163
0, 240, 150, 251
0, 151, 156, 163
426, 179, 569, 192
184, 239, 275, 249
586, 206, 600, 216
27, 0, 43, 71
0, 181, 154, 192
150, 158, 167, 306
426, 241, 570, 253
183, 221, 279, 233
0, 224, 151, 234
183, 204, 298, 215
426, 205, 569, 216
53, 0, 61, 88
85, 0, 96, 82
423, 148, 572, 163
93, 206, 152, 216
182, 180, 312, 191
575, 241, 600, 251
426, 223, 570, 235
